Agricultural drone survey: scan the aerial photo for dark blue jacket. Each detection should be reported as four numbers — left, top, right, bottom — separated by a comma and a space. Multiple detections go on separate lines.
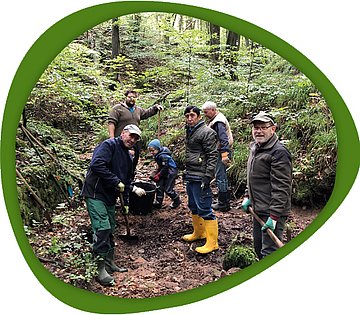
154, 147, 177, 177
80, 137, 133, 206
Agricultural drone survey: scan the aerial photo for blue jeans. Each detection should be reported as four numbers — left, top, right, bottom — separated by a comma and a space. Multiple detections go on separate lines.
186, 180, 216, 220
215, 153, 229, 193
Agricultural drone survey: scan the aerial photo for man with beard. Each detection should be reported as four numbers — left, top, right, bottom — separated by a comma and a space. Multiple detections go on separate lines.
108, 90, 164, 172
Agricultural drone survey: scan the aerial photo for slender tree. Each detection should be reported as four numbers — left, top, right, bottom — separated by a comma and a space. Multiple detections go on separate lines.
225, 30, 240, 80
111, 18, 120, 58
209, 23, 220, 61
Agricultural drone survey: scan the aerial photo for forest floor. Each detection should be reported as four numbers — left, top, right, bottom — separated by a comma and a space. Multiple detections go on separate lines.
29, 158, 321, 298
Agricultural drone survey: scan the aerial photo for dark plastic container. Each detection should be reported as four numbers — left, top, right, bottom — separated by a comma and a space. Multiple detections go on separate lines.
129, 181, 156, 215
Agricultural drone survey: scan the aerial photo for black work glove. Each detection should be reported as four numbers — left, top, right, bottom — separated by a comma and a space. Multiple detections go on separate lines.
201, 176, 211, 191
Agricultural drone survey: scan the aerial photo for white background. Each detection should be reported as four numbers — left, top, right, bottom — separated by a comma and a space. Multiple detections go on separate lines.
1, 1, 359, 314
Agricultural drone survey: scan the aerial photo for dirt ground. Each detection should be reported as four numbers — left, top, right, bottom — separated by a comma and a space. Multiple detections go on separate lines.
33, 160, 320, 298
86, 166, 319, 298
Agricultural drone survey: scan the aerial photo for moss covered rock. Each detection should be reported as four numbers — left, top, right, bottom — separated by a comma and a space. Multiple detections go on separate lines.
223, 244, 258, 271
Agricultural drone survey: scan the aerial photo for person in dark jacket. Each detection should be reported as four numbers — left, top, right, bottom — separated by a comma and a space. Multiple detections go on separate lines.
181, 106, 219, 254
81, 124, 146, 286
202, 101, 233, 211
147, 138, 181, 209
241, 112, 292, 259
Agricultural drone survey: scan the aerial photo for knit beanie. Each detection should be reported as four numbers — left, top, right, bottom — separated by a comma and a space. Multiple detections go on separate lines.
148, 139, 162, 150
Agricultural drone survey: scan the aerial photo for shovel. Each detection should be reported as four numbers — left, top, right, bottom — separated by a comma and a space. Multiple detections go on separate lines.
248, 206, 284, 248
118, 193, 139, 241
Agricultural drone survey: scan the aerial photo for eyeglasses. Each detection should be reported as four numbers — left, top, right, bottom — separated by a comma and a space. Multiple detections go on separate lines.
252, 125, 273, 131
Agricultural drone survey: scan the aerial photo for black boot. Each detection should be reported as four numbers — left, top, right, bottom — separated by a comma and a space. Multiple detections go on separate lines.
96, 257, 115, 286
105, 249, 128, 273
212, 191, 230, 212
153, 199, 163, 209
170, 195, 181, 209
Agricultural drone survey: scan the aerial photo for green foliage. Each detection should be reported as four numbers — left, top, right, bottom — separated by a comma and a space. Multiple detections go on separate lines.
27, 42, 112, 133
16, 121, 87, 225
26, 218, 97, 286
223, 244, 258, 270
21, 12, 337, 218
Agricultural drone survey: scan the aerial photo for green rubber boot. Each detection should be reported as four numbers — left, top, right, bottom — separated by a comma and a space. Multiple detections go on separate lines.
105, 249, 128, 273
96, 258, 115, 286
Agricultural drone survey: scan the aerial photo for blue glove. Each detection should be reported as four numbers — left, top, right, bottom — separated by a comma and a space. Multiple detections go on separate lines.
241, 198, 251, 213
261, 217, 277, 232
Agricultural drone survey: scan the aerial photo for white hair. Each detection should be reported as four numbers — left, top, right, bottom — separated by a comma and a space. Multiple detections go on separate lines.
202, 101, 217, 110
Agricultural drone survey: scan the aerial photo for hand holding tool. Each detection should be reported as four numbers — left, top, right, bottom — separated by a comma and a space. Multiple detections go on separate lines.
248, 206, 284, 248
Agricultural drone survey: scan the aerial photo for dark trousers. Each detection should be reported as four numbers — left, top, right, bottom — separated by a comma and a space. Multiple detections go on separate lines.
253, 214, 286, 259
155, 170, 178, 202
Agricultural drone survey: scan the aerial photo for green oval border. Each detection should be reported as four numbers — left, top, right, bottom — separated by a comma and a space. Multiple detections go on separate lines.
1, 1, 359, 313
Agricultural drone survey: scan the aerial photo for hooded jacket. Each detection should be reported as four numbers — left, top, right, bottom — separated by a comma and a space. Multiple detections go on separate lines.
154, 146, 177, 177
80, 137, 133, 206
185, 121, 218, 180
247, 133, 292, 218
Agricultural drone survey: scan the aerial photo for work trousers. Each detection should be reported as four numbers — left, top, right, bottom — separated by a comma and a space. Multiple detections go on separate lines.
86, 197, 116, 257
186, 180, 216, 220
253, 214, 286, 259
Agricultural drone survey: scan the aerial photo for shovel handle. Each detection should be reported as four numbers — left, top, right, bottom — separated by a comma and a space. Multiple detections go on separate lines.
157, 110, 161, 138
123, 212, 131, 235
248, 206, 284, 248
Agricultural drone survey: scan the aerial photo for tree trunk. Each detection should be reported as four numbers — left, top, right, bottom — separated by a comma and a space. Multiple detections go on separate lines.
111, 18, 121, 82
130, 14, 142, 44
112, 18, 120, 58
209, 23, 220, 61
225, 30, 240, 80
226, 30, 240, 49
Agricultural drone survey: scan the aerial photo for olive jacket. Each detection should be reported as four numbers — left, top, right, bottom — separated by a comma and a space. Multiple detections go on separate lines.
108, 102, 159, 137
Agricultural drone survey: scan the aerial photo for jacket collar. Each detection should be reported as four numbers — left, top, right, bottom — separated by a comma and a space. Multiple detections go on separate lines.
186, 120, 205, 135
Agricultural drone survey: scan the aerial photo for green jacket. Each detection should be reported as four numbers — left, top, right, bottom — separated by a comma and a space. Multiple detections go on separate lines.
247, 134, 292, 218
185, 121, 218, 180
108, 102, 159, 137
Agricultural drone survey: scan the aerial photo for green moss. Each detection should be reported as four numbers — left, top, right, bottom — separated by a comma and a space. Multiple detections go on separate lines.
222, 244, 258, 271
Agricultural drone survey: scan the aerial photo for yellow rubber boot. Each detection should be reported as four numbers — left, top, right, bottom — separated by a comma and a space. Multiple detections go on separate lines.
182, 214, 206, 242
195, 219, 219, 254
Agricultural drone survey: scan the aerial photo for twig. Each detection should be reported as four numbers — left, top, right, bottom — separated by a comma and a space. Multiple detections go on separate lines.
16, 168, 52, 225
20, 123, 71, 202
19, 122, 83, 186
210, 164, 234, 184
